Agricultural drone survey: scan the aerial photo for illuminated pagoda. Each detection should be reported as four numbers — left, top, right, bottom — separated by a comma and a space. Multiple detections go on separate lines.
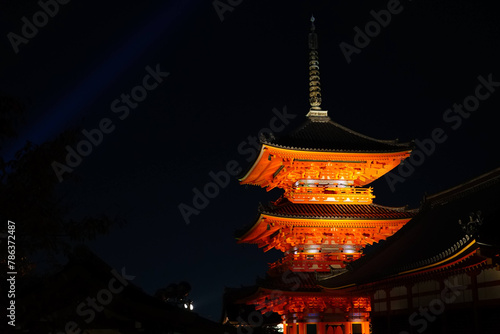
225, 17, 417, 334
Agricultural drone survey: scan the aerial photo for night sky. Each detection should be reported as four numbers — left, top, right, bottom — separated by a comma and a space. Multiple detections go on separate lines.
1, 0, 500, 321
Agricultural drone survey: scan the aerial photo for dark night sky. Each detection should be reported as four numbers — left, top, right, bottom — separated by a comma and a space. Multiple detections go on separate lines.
1, 0, 500, 321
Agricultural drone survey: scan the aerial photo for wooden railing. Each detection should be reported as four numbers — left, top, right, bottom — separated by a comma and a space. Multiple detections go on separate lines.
269, 252, 362, 272
286, 187, 375, 204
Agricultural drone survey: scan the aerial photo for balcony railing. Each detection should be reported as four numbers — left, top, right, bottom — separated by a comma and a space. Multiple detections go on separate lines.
287, 187, 375, 204
269, 252, 361, 272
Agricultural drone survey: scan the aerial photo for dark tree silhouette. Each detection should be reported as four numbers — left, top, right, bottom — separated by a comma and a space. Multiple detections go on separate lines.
0, 94, 121, 280
155, 281, 194, 310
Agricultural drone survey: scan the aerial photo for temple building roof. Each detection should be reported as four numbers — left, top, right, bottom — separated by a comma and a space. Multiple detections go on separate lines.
318, 167, 500, 289
263, 116, 413, 153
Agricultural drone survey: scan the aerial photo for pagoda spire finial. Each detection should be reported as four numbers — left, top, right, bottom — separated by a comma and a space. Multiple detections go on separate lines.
306, 15, 328, 118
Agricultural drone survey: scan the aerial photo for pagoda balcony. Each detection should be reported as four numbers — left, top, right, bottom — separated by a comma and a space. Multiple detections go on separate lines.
286, 186, 375, 204
268, 252, 362, 273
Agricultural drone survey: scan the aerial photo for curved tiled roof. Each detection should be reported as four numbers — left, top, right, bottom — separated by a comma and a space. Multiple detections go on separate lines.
318, 167, 500, 289
395, 235, 474, 274
264, 116, 413, 153
260, 198, 417, 220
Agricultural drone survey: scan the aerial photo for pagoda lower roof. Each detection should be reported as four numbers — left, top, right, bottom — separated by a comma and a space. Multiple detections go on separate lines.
257, 271, 320, 291
263, 116, 413, 153
223, 272, 323, 320
260, 198, 417, 220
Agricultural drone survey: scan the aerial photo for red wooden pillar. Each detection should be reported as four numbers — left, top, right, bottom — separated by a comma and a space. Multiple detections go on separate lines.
317, 322, 326, 334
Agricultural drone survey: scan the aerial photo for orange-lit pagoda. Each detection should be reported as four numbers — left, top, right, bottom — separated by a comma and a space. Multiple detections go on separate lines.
227, 17, 416, 334
223, 16, 500, 334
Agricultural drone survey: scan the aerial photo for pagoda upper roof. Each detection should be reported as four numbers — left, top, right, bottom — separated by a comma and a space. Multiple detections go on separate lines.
263, 116, 413, 153
318, 167, 500, 289
260, 197, 417, 220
